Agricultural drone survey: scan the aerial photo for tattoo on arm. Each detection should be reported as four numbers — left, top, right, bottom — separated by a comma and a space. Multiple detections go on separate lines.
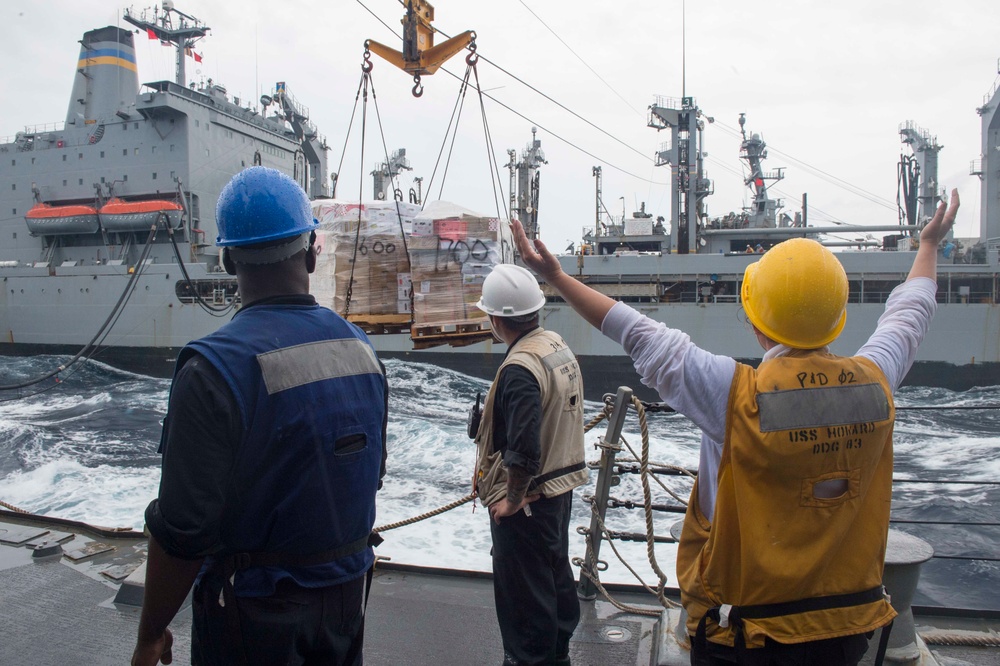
506, 465, 532, 504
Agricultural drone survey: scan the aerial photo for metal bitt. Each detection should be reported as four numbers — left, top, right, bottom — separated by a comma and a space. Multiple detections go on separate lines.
578, 386, 633, 600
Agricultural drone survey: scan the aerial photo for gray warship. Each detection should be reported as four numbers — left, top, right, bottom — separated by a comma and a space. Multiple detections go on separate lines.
0, 3, 327, 374
368, 96, 1000, 396
0, 4, 998, 400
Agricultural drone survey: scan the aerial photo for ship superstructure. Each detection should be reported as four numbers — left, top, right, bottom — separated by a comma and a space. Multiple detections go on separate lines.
0, 5, 327, 362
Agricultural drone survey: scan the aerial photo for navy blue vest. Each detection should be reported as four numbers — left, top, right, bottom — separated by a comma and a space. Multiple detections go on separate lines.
178, 303, 385, 595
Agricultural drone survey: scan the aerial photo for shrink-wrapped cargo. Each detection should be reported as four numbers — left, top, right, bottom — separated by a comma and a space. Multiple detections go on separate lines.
310, 199, 515, 346
311, 199, 418, 317
408, 201, 513, 328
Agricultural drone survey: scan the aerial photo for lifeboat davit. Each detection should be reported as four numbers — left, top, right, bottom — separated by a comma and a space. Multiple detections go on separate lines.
99, 198, 184, 232
24, 203, 100, 235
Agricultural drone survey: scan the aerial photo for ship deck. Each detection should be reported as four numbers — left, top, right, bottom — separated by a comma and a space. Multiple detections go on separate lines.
2, 511, 998, 665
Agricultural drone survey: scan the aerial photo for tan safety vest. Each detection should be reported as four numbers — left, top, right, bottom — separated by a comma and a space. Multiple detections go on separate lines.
677, 350, 897, 648
474, 328, 588, 507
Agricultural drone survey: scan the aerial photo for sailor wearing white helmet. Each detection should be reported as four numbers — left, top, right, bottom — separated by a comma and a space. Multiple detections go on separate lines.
470, 263, 589, 666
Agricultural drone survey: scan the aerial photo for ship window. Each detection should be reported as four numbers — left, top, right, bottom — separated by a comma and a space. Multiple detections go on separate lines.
152, 146, 157, 154
195, 119, 199, 127
170, 144, 175, 152
78, 178, 83, 185
62, 179, 67, 186
123, 124, 127, 131
78, 153, 83, 160
170, 170, 175, 180
152, 172, 157, 180
31, 157, 35, 164
134, 148, 139, 156
123, 149, 127, 156
62, 155, 67, 162
123, 174, 128, 182
11, 184, 14, 191
12, 208, 16, 215
206, 149, 210, 157
134, 122, 139, 129
10, 159, 14, 166
100, 151, 104, 158
100, 177, 105, 183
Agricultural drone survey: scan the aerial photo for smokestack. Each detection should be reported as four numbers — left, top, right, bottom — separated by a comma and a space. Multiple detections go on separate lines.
65, 27, 139, 126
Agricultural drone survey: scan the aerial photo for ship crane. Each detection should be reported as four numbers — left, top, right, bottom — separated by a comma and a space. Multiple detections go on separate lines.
738, 113, 784, 229
366, 0, 475, 97
264, 83, 330, 198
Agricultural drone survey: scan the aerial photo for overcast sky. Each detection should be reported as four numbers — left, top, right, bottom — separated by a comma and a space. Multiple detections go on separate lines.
3, 0, 998, 247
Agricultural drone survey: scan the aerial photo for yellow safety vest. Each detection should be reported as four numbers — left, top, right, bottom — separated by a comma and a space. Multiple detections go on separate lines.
677, 350, 897, 648
474, 328, 588, 507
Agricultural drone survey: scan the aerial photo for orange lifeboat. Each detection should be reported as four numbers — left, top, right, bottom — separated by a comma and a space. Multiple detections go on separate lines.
99, 198, 184, 232
24, 203, 100, 235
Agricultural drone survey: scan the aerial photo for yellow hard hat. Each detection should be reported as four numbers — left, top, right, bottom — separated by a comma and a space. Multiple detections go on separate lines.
740, 238, 848, 348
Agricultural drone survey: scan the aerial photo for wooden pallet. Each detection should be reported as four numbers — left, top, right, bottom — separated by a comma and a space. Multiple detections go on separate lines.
410, 318, 493, 350
346, 313, 412, 335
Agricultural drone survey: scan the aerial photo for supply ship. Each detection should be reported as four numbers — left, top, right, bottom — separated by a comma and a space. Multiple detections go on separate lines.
0, 3, 327, 373
1, 4, 998, 400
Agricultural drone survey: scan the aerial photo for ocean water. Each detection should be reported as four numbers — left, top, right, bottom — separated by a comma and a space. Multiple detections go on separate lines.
1, 356, 998, 611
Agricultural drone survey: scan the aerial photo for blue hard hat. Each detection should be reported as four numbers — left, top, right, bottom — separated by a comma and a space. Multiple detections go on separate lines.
216, 167, 317, 246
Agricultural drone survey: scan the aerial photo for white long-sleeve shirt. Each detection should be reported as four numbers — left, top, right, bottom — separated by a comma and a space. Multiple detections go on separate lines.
600, 277, 938, 520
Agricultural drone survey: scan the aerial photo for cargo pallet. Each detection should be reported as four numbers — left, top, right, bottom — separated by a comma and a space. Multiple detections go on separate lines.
346, 314, 412, 335
410, 318, 493, 350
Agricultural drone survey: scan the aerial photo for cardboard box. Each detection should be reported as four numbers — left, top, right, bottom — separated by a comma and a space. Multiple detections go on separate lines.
434, 217, 467, 241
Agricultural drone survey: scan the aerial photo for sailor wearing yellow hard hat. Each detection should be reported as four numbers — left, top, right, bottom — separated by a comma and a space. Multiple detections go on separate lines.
511, 190, 960, 666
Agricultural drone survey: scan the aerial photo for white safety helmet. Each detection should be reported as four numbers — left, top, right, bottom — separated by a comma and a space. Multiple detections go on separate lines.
476, 264, 546, 317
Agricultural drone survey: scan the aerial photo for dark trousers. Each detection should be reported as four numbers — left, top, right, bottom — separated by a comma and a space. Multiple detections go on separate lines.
490, 491, 580, 666
191, 573, 366, 666
691, 632, 870, 666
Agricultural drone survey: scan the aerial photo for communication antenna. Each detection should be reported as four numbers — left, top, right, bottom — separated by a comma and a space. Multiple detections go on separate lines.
681, 0, 686, 100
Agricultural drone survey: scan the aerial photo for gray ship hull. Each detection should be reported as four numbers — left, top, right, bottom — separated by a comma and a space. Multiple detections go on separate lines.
2, 259, 996, 398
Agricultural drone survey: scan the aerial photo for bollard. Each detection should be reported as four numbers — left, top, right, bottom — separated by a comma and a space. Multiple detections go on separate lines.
880, 528, 934, 664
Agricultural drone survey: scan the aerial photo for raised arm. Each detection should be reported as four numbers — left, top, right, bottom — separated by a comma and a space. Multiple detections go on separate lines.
908, 189, 960, 281
510, 219, 616, 330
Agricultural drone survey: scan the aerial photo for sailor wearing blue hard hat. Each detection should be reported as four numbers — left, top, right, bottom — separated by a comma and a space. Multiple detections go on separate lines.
133, 167, 388, 666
